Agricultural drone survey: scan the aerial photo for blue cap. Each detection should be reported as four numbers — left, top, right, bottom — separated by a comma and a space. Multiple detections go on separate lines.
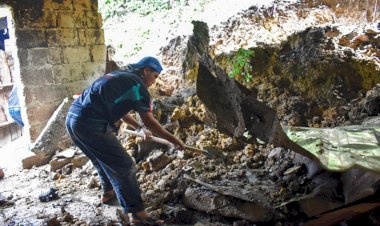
128, 56, 163, 73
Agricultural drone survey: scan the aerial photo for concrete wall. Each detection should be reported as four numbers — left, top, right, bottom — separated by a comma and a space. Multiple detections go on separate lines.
1, 0, 106, 141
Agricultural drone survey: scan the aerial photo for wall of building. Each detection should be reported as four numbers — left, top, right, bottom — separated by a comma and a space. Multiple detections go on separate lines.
0, 0, 106, 141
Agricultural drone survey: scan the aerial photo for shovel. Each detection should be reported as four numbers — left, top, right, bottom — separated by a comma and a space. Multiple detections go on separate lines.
125, 129, 228, 162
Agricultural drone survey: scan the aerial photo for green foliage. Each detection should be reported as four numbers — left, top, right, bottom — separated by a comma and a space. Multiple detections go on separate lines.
228, 48, 254, 83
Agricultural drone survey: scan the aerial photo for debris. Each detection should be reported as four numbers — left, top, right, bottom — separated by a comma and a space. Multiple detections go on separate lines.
147, 151, 173, 171
303, 202, 380, 226
184, 174, 268, 204
286, 123, 380, 173
72, 154, 89, 168
116, 208, 130, 225
49, 157, 72, 172
55, 148, 77, 158
29, 98, 73, 168
183, 187, 273, 222
38, 188, 59, 202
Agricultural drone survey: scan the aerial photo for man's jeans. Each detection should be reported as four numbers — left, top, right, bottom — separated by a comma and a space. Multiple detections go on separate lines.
8, 107, 24, 127
66, 113, 144, 213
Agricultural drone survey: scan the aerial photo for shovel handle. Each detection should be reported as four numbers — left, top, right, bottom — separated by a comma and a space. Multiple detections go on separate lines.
125, 129, 205, 154
124, 129, 172, 146
183, 145, 206, 154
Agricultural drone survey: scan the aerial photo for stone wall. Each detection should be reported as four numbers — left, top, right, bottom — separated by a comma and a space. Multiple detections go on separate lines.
1, 0, 106, 141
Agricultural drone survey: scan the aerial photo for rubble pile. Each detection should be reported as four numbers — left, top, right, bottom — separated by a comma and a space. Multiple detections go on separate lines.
1, 1, 379, 225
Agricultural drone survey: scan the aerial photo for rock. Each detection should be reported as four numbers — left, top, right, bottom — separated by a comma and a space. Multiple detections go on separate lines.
142, 161, 151, 171
61, 163, 73, 175
0, 193, 6, 205
365, 29, 379, 35
268, 147, 282, 158
299, 197, 343, 217
56, 148, 77, 158
51, 172, 60, 180
342, 169, 380, 204
243, 144, 254, 156
49, 157, 72, 172
147, 151, 172, 171
338, 36, 350, 46
22, 152, 51, 169
283, 165, 302, 175
87, 176, 100, 189
183, 187, 273, 222
30, 98, 73, 166
72, 154, 89, 168
0, 167, 4, 179
364, 96, 380, 116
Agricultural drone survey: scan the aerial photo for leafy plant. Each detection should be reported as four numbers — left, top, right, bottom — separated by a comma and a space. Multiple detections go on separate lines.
228, 48, 254, 82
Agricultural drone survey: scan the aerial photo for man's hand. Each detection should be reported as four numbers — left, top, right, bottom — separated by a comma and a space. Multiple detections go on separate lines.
138, 127, 153, 140
171, 137, 184, 150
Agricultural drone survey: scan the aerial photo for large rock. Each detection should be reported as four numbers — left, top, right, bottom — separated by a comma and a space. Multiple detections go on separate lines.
183, 187, 272, 222
191, 22, 319, 161
25, 98, 73, 169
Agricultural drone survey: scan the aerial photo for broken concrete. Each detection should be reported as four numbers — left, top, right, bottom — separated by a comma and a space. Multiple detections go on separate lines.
184, 187, 273, 222
24, 98, 73, 169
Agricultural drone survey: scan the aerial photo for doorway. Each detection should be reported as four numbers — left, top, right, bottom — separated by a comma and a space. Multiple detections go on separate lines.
0, 7, 29, 149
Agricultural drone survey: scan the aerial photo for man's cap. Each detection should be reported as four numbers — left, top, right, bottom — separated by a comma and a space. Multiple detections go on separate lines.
128, 56, 163, 73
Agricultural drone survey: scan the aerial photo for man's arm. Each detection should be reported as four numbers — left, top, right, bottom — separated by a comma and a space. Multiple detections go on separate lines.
138, 111, 184, 149
121, 113, 142, 130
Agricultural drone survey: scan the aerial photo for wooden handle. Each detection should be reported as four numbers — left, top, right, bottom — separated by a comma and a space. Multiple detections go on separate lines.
184, 145, 206, 154
124, 129, 172, 146
125, 129, 208, 154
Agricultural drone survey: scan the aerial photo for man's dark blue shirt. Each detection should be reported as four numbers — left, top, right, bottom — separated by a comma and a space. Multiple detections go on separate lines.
69, 70, 151, 124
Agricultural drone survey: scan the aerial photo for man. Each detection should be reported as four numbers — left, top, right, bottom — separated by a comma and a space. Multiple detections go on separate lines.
66, 56, 184, 225
8, 85, 24, 128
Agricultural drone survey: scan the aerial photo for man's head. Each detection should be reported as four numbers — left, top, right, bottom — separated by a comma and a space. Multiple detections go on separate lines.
129, 56, 163, 87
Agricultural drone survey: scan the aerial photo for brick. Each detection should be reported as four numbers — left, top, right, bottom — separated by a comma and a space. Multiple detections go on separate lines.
62, 46, 91, 64
33, 85, 68, 103
46, 28, 79, 47
85, 29, 105, 45
68, 63, 86, 81
27, 102, 60, 123
77, 29, 86, 46
23, 86, 36, 105
16, 29, 47, 48
22, 152, 50, 169
17, 49, 29, 68
28, 48, 49, 67
73, 0, 97, 11
20, 66, 54, 86
90, 44, 106, 62
43, 0, 73, 10
28, 48, 63, 66
29, 122, 46, 142
66, 80, 88, 96
82, 62, 105, 80
53, 64, 85, 83
14, 8, 45, 29
86, 11, 103, 28
43, 10, 58, 28
47, 48, 63, 64
52, 65, 69, 83
58, 11, 86, 28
